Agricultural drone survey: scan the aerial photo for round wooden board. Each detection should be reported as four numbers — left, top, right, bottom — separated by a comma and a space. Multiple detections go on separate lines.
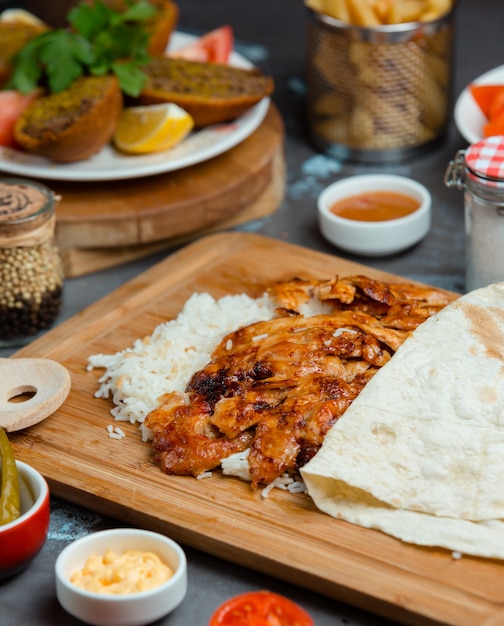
51, 104, 284, 249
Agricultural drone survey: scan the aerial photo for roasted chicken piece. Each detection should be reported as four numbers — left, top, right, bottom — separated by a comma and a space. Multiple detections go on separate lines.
144, 274, 454, 488
269, 274, 453, 317
145, 392, 254, 477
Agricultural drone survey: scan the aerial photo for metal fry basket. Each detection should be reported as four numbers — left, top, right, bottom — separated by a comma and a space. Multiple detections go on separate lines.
305, 4, 458, 162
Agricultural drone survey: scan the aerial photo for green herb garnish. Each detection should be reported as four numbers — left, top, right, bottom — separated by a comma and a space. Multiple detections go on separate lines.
7, 0, 158, 97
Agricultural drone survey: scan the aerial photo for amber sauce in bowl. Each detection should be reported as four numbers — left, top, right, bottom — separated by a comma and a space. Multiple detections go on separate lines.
318, 174, 431, 256
330, 191, 421, 222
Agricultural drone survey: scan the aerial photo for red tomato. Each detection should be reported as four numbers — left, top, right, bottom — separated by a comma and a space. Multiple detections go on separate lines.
0, 90, 38, 148
170, 25, 234, 64
208, 590, 315, 626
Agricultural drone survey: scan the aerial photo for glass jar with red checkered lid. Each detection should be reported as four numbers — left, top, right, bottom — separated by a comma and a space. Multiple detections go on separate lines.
445, 135, 504, 292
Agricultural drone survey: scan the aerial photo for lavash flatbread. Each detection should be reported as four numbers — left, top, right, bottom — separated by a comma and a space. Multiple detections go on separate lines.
301, 282, 504, 558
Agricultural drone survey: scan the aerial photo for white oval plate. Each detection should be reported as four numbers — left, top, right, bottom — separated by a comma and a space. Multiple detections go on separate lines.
454, 64, 504, 145
0, 32, 270, 182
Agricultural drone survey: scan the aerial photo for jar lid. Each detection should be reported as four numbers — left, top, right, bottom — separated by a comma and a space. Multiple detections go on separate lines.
0, 177, 56, 244
465, 135, 504, 181
0, 177, 53, 224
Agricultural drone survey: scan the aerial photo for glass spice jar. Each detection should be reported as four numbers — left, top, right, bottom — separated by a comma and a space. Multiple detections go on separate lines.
0, 177, 64, 348
444, 136, 504, 292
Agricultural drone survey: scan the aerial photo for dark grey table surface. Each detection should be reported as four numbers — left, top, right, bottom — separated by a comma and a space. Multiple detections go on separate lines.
1, 0, 503, 624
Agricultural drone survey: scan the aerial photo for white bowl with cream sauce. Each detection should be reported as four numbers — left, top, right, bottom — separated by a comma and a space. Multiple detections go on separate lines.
55, 528, 187, 626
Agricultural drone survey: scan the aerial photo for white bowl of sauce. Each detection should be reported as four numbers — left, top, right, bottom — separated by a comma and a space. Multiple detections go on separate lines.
55, 528, 187, 626
318, 174, 431, 256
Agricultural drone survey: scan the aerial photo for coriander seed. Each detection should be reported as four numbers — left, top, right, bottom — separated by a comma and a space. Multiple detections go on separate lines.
0, 177, 64, 347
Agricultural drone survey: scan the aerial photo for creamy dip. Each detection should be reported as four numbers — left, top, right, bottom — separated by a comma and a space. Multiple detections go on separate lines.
70, 550, 173, 594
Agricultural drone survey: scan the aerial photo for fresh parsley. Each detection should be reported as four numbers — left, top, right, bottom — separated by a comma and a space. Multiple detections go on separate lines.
7, 0, 158, 97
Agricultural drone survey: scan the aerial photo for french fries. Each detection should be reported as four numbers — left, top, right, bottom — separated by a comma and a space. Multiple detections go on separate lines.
305, 0, 453, 25
305, 3, 453, 152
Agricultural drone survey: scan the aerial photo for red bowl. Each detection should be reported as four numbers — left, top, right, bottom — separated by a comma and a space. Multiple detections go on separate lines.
0, 460, 50, 579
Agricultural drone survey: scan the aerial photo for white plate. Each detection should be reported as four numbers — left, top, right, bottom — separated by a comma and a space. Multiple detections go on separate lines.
454, 64, 504, 145
0, 32, 270, 182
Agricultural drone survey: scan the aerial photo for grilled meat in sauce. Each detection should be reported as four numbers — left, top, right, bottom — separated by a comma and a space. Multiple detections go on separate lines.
144, 275, 453, 488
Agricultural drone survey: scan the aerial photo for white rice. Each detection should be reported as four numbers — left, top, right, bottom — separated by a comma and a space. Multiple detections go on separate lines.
107, 424, 126, 440
261, 475, 307, 498
196, 472, 213, 480
221, 448, 253, 481
222, 448, 307, 497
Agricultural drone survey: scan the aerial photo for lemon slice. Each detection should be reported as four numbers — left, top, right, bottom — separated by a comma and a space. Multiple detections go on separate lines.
113, 103, 194, 155
0, 9, 45, 26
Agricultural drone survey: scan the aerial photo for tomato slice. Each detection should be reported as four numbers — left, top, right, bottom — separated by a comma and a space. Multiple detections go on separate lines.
208, 590, 315, 626
0, 90, 38, 148
169, 25, 234, 64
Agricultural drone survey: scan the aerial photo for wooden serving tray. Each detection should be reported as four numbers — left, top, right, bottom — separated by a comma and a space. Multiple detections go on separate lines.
10, 233, 504, 626
58, 144, 285, 278
53, 104, 284, 250
53, 103, 285, 277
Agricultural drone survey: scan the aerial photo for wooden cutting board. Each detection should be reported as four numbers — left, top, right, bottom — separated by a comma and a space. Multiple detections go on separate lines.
10, 233, 504, 626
